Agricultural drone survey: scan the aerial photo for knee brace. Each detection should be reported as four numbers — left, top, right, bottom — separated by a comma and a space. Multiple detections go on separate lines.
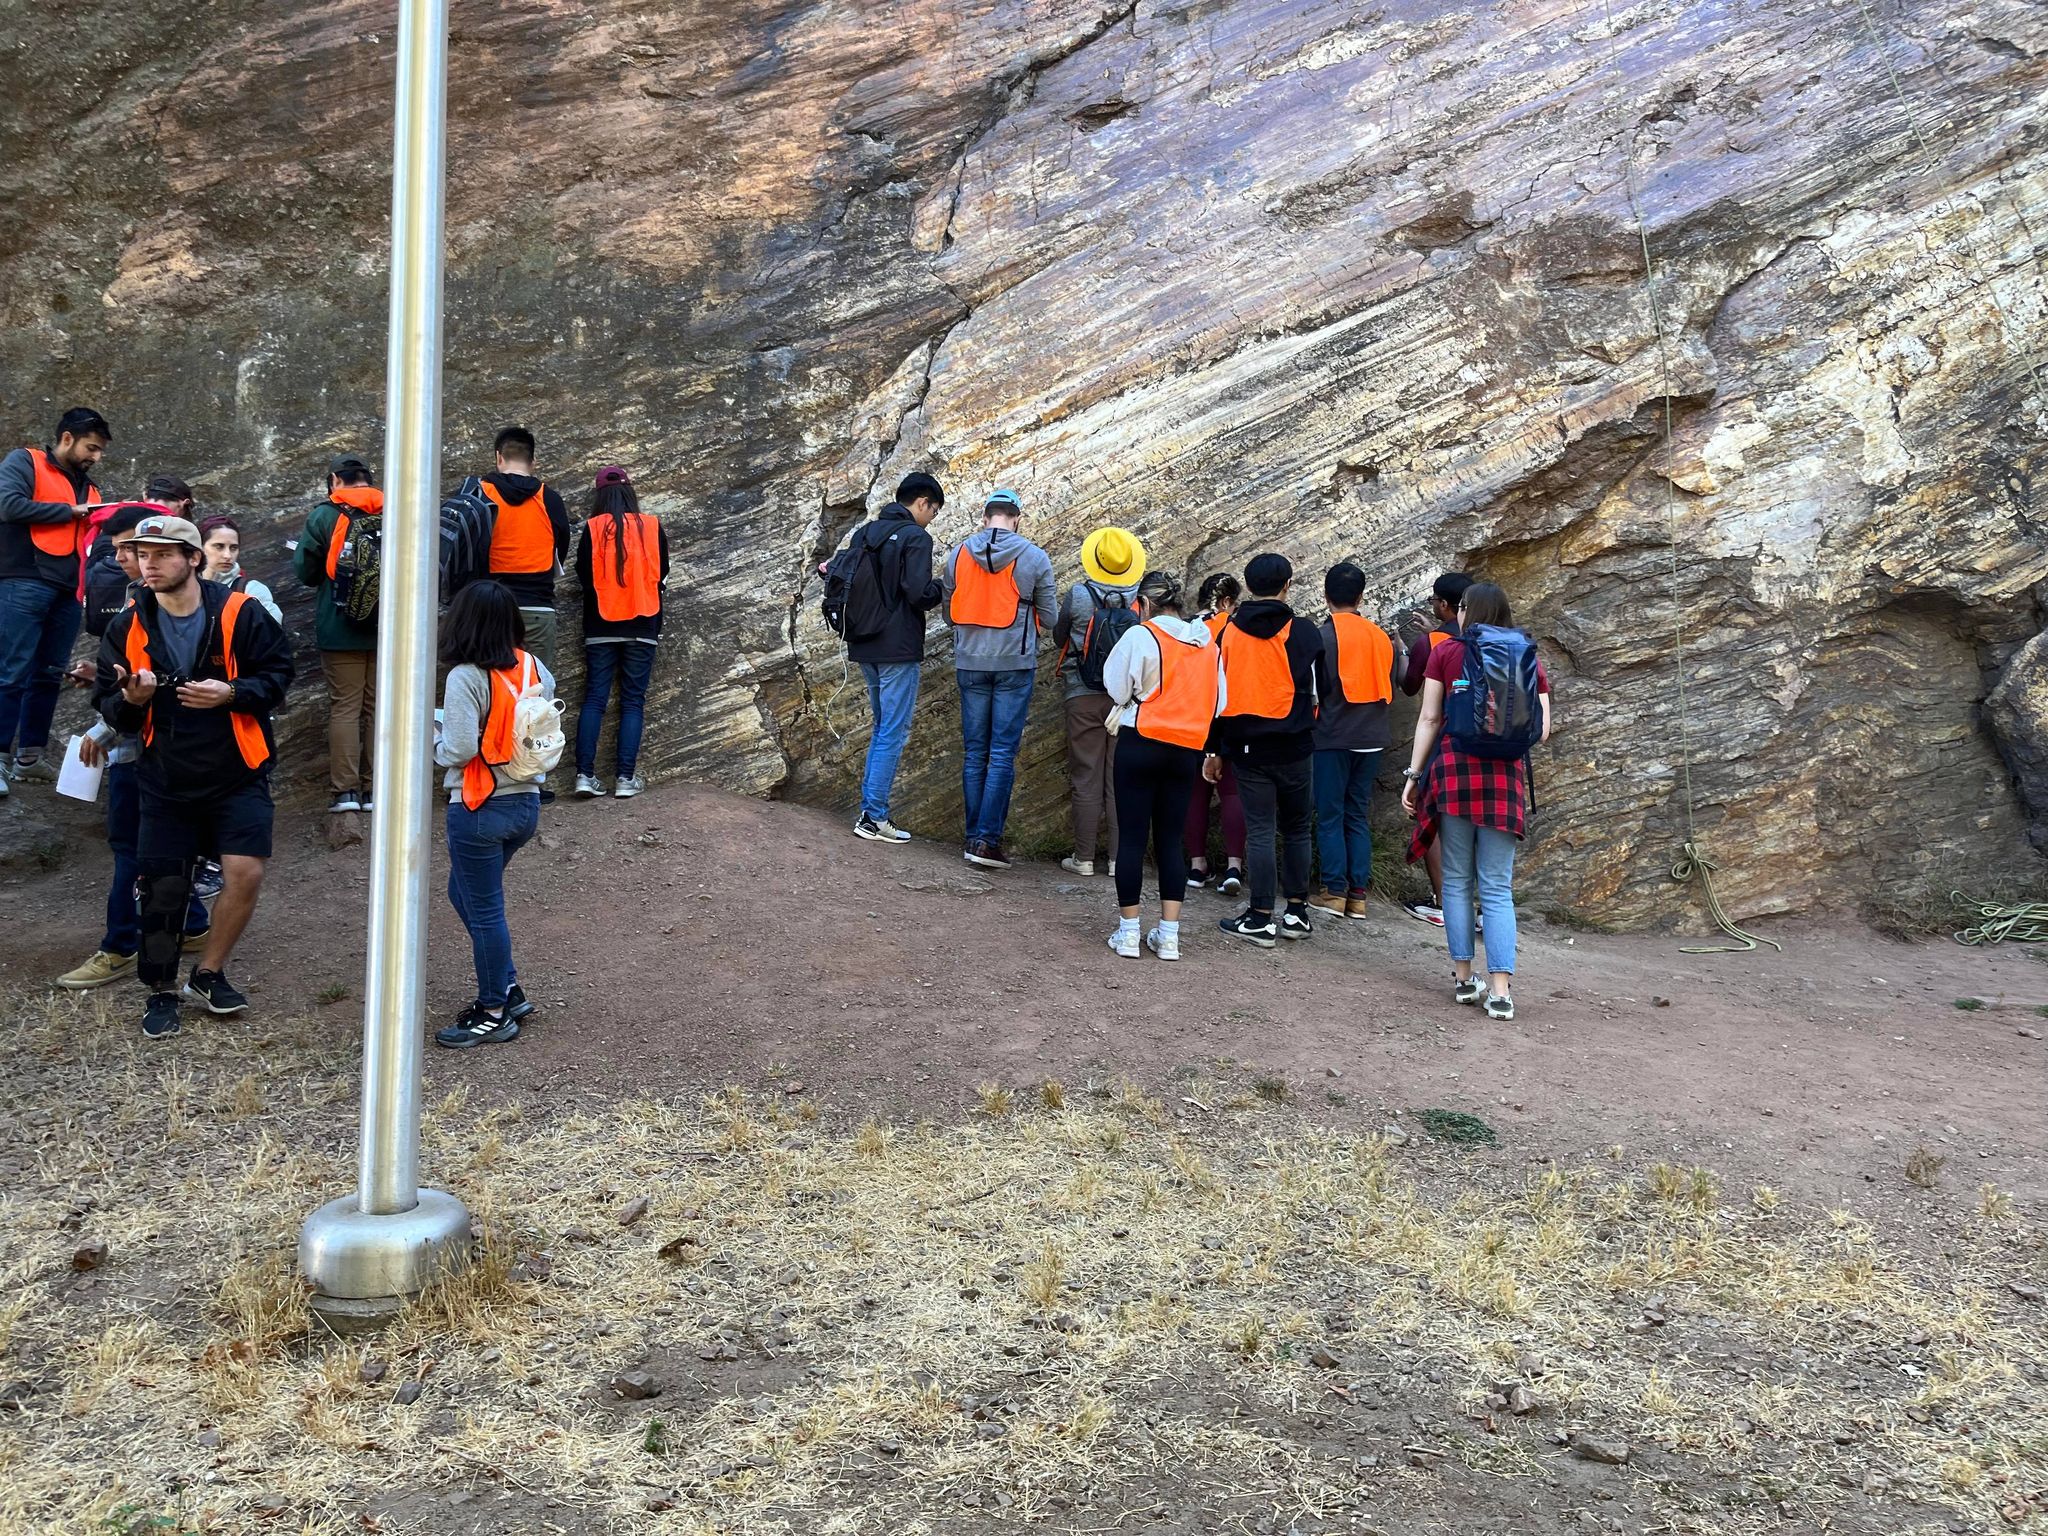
137, 864, 195, 990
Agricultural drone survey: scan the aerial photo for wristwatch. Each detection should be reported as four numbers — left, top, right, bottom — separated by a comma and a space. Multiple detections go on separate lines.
1402, 767, 1424, 781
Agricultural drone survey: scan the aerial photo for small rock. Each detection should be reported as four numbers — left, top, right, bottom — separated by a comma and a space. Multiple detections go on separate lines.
1508, 1386, 1540, 1416
875, 1439, 903, 1456
358, 1359, 389, 1385
71, 1238, 107, 1272
611, 1370, 661, 1400
1652, 996, 1671, 1007
1569, 1432, 1632, 1465
195, 1428, 222, 1449
2008, 1281, 2044, 1303
563, 1224, 597, 1244
616, 1195, 652, 1227
783, 1080, 806, 1096
251, 1492, 288, 1516
1308, 1344, 1342, 1370
1380, 1125, 1411, 1147
393, 1381, 424, 1406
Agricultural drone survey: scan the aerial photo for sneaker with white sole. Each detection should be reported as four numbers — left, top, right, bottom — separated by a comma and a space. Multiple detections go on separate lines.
1453, 975, 1486, 1005
1145, 926, 1180, 961
184, 967, 249, 1015
1484, 993, 1516, 1021
1060, 855, 1095, 877
614, 775, 645, 799
1279, 904, 1314, 940
58, 949, 137, 990
1215, 867, 1244, 897
854, 814, 911, 842
574, 773, 605, 799
1306, 891, 1348, 919
327, 791, 363, 815
141, 991, 182, 1039
1106, 926, 1141, 959
434, 1003, 520, 1050
9, 755, 58, 784
1218, 910, 1277, 948
1402, 900, 1445, 927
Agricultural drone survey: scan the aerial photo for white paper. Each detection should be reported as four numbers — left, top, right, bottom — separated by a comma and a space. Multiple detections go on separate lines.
55, 734, 104, 802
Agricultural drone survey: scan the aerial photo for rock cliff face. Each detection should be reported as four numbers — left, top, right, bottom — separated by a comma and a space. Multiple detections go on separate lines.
4, 0, 2044, 926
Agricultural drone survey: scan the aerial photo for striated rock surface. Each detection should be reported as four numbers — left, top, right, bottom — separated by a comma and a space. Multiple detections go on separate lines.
4, 0, 2045, 926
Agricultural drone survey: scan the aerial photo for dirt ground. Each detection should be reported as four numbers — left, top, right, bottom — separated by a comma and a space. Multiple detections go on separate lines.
1, 779, 2044, 1536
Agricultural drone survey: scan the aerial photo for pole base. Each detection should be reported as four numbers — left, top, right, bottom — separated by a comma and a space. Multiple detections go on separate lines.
299, 1187, 471, 1331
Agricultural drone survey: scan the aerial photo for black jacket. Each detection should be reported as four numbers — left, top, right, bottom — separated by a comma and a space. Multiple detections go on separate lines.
83, 546, 134, 638
846, 504, 943, 665
0, 445, 97, 587
1208, 598, 1322, 764
94, 580, 295, 802
481, 472, 572, 607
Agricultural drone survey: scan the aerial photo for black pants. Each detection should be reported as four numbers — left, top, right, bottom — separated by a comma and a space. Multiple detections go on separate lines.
136, 779, 273, 993
1112, 732, 1203, 906
1235, 756, 1314, 914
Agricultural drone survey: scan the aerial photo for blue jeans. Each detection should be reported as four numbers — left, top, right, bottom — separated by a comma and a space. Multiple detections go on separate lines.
1439, 812, 1518, 975
576, 642, 656, 777
102, 760, 209, 955
0, 578, 82, 757
858, 661, 920, 821
445, 793, 540, 1009
959, 668, 1035, 845
1312, 748, 1380, 895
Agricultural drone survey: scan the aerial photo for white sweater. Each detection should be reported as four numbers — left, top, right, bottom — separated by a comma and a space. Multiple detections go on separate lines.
1102, 614, 1226, 731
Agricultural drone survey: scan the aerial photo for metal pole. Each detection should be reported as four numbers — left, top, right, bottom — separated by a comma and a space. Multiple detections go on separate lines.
299, 0, 469, 1329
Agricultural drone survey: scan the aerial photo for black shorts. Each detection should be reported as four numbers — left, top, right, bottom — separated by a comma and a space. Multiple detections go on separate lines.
138, 778, 275, 865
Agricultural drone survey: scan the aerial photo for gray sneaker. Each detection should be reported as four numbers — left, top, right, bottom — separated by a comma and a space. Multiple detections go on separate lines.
9, 754, 58, 784
613, 775, 645, 799
573, 774, 605, 799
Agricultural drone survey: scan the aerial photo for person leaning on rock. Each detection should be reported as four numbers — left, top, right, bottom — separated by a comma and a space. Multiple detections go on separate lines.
0, 406, 109, 794
843, 472, 946, 844
92, 514, 293, 1039
293, 454, 383, 815
475, 426, 571, 671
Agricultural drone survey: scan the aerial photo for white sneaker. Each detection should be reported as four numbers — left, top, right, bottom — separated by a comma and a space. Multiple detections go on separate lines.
1060, 855, 1095, 876
1106, 927, 1141, 959
1145, 926, 1180, 961
854, 814, 911, 842
614, 775, 645, 799
574, 774, 605, 799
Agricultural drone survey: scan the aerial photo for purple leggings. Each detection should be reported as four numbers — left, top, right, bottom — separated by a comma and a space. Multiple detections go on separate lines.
1184, 759, 1246, 865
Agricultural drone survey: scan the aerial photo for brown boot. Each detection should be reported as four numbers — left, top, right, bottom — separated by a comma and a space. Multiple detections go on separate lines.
1345, 891, 1372, 920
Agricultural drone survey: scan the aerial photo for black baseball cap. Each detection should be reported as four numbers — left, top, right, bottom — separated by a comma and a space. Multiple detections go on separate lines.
329, 453, 372, 479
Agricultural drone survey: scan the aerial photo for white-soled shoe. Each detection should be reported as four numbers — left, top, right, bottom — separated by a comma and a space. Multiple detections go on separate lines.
1106, 927, 1141, 959
1145, 926, 1180, 961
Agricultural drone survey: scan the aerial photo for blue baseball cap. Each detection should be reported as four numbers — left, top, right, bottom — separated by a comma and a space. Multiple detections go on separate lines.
985, 488, 1023, 514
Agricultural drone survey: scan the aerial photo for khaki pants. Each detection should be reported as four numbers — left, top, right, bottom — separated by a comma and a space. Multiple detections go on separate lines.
1064, 692, 1119, 862
519, 607, 558, 672
321, 649, 376, 794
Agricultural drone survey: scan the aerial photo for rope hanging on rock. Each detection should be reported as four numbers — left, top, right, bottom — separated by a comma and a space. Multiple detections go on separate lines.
1953, 896, 2048, 947
1600, 0, 1779, 957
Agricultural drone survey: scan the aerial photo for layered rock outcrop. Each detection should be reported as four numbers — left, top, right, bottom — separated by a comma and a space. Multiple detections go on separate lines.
4, 0, 2044, 925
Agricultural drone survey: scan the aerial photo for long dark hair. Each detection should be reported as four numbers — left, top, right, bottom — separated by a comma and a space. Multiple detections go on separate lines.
439, 579, 526, 670
1459, 581, 1513, 628
592, 480, 644, 588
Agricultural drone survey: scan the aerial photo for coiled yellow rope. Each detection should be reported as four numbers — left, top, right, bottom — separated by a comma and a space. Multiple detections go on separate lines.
1670, 842, 1782, 955
1953, 895, 2048, 947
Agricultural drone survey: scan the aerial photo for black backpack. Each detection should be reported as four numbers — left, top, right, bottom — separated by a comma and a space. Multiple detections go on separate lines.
330, 515, 383, 625
1074, 587, 1138, 693
1444, 624, 1543, 761
438, 476, 497, 599
822, 522, 894, 643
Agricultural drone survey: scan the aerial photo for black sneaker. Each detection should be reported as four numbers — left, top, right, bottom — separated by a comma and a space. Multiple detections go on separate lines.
1218, 910, 1278, 948
1280, 904, 1314, 940
142, 992, 182, 1039
184, 967, 249, 1015
1186, 867, 1210, 890
328, 791, 363, 815
505, 983, 535, 1022
1216, 867, 1245, 897
192, 860, 225, 902
538, 789, 557, 806
435, 1003, 520, 1050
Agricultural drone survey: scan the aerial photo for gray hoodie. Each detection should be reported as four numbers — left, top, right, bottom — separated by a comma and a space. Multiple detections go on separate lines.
1051, 578, 1142, 699
941, 527, 1059, 673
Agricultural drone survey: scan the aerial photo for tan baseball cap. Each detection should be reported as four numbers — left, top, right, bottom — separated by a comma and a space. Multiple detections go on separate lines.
127, 514, 204, 551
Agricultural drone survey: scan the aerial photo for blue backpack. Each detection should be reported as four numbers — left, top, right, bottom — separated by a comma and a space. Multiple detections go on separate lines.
1444, 624, 1542, 761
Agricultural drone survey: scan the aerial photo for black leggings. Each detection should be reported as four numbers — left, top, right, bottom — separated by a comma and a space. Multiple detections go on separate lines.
1112, 732, 1204, 906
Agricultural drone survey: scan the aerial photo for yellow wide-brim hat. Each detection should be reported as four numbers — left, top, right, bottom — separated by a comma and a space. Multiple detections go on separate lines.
1080, 526, 1147, 586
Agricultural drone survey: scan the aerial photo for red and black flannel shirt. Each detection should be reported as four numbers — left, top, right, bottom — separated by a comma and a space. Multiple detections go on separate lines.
1407, 746, 1530, 863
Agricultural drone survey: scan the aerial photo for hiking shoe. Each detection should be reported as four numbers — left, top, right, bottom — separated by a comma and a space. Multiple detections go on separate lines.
964, 839, 1012, 870
435, 1003, 520, 1050
1280, 904, 1314, 940
9, 754, 57, 784
1345, 891, 1371, 920
574, 773, 605, 799
58, 949, 136, 990
1060, 855, 1095, 877
1145, 925, 1181, 961
1215, 867, 1244, 898
505, 983, 536, 1022
1402, 900, 1445, 927
1218, 910, 1277, 948
1106, 926, 1141, 959
1307, 891, 1348, 919
328, 791, 363, 815
192, 860, 225, 902
614, 775, 645, 799
142, 992, 182, 1039
1485, 994, 1516, 1021
854, 814, 911, 842
1454, 975, 1486, 1006
184, 968, 249, 1015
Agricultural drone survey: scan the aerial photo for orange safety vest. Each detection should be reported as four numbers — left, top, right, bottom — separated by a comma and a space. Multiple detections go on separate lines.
1217, 617, 1296, 719
324, 485, 385, 577
949, 545, 1023, 628
124, 591, 271, 770
1203, 611, 1230, 642
27, 447, 98, 557
461, 651, 536, 811
483, 481, 555, 574
1330, 612, 1394, 705
589, 512, 662, 622
1427, 628, 1453, 650
1134, 622, 1220, 751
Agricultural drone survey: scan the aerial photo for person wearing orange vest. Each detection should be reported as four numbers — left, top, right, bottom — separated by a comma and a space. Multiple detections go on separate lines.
572, 466, 670, 800
432, 580, 557, 1049
293, 454, 384, 814
1396, 571, 1473, 927
1102, 572, 1226, 961
92, 515, 292, 1039
1184, 572, 1246, 896
1307, 563, 1398, 921
942, 488, 1058, 869
1209, 552, 1323, 948
0, 407, 109, 790
477, 426, 572, 670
